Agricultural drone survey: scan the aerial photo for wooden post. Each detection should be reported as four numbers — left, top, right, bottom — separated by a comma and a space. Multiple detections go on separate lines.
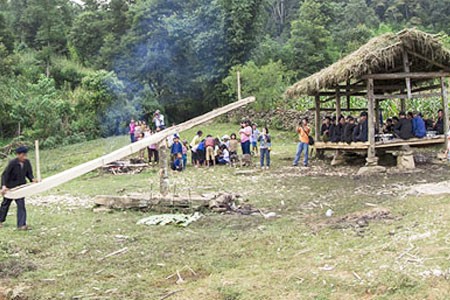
346, 79, 351, 109
367, 78, 377, 165
335, 88, 341, 123
375, 99, 380, 132
237, 71, 242, 100
314, 95, 321, 142
441, 77, 449, 148
34, 140, 41, 182
402, 49, 412, 99
159, 142, 169, 196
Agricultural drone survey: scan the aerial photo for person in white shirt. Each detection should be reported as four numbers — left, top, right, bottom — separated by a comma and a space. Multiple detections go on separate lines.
218, 145, 230, 165
153, 110, 166, 130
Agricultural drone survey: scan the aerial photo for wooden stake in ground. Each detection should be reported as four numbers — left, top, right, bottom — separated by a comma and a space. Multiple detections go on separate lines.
5, 96, 256, 199
159, 142, 169, 196
35, 140, 41, 182
237, 71, 242, 100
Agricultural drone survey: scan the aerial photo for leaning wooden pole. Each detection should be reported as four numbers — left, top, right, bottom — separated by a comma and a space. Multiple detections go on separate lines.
5, 97, 256, 199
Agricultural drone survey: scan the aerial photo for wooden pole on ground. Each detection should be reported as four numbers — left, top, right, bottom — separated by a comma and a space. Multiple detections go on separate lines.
314, 95, 321, 142
441, 77, 449, 148
237, 71, 242, 100
34, 140, 41, 182
5, 97, 256, 199
367, 78, 377, 165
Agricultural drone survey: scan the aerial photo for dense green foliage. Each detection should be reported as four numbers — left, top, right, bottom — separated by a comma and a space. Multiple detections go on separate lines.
0, 0, 449, 145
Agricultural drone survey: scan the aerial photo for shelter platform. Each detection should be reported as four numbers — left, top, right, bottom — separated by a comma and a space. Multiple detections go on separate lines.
314, 135, 445, 151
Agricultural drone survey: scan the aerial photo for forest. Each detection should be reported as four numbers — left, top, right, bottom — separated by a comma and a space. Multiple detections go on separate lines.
0, 0, 449, 147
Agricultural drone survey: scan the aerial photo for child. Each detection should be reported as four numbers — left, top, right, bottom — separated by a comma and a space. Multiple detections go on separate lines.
250, 123, 260, 156
137, 132, 145, 159
182, 140, 188, 169
218, 145, 230, 165
229, 133, 239, 164
258, 127, 271, 169
205, 135, 215, 167
170, 135, 183, 162
171, 153, 183, 172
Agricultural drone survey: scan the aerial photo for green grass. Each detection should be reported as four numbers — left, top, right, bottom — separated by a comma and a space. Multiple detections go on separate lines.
1, 123, 450, 300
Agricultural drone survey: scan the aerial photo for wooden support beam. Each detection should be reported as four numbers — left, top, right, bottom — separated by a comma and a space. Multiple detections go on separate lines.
5, 96, 257, 199
367, 78, 376, 164
321, 93, 366, 103
375, 99, 381, 130
441, 77, 449, 148
314, 95, 321, 142
346, 79, 351, 109
335, 88, 341, 121
310, 108, 367, 112
402, 49, 412, 99
407, 50, 450, 72
374, 92, 442, 100
362, 72, 450, 80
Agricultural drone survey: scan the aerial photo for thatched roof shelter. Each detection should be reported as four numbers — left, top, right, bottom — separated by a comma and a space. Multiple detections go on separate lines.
285, 29, 450, 170
286, 29, 450, 97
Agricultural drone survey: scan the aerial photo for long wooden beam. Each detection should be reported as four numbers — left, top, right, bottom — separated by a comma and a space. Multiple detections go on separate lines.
5, 97, 256, 199
407, 51, 450, 72
362, 72, 450, 80
374, 92, 442, 100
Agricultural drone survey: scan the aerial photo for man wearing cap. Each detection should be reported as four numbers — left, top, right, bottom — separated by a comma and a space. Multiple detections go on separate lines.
0, 146, 36, 230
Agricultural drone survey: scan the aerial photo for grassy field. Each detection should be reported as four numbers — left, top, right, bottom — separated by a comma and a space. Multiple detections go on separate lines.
1, 123, 450, 300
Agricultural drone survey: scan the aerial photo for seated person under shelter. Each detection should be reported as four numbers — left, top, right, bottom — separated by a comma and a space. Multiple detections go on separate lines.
434, 109, 445, 134
353, 112, 368, 142
394, 112, 413, 140
342, 116, 356, 144
331, 116, 345, 143
412, 112, 426, 138
321, 117, 332, 142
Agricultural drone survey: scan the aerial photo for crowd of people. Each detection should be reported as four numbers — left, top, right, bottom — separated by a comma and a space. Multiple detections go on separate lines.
320, 109, 445, 144
129, 114, 272, 171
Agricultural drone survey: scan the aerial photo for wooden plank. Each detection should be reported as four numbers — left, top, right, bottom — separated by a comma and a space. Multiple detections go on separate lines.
311, 108, 366, 112
362, 72, 450, 80
367, 78, 376, 161
314, 136, 445, 151
314, 95, 321, 142
374, 92, 442, 100
5, 97, 256, 199
407, 51, 450, 72
441, 77, 449, 148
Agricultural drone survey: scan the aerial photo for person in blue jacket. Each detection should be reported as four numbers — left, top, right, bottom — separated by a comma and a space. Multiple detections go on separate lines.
412, 112, 426, 138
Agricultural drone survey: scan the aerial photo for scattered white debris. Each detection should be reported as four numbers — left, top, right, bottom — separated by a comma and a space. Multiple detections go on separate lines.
325, 209, 334, 217
137, 212, 203, 227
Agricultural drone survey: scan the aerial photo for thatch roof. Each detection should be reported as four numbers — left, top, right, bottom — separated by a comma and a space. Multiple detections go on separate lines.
286, 29, 450, 97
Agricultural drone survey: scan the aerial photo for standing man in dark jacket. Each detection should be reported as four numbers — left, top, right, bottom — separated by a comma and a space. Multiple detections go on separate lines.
0, 146, 36, 230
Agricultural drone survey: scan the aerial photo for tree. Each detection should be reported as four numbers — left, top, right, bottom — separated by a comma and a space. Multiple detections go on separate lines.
223, 60, 294, 110
286, 0, 333, 77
